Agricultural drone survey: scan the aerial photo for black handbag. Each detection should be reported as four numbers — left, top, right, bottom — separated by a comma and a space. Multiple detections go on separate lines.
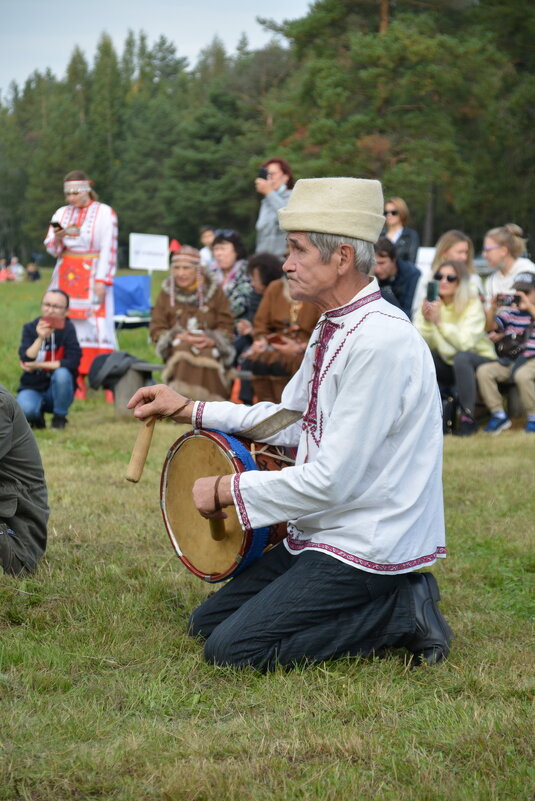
441, 392, 458, 434
495, 320, 534, 361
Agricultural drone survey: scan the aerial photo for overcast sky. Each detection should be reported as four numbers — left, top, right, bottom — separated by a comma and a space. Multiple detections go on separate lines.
0, 0, 311, 98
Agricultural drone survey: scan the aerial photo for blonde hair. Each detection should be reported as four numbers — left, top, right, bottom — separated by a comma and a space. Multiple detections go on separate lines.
385, 196, 409, 226
485, 223, 526, 259
432, 230, 475, 274
438, 259, 472, 316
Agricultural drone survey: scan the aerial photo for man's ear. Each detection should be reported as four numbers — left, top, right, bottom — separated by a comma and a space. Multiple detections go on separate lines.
337, 243, 355, 275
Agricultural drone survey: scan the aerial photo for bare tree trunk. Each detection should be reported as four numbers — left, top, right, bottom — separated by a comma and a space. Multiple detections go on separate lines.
379, 0, 389, 33
423, 183, 435, 247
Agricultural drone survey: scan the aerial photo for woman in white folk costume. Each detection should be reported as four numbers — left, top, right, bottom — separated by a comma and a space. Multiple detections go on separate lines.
45, 170, 118, 398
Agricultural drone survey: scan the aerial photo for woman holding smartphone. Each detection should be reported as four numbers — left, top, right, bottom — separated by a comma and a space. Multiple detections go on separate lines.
254, 158, 294, 259
44, 170, 118, 398
414, 260, 496, 436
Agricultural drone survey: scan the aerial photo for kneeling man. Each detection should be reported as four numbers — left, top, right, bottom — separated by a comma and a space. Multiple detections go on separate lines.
129, 177, 452, 671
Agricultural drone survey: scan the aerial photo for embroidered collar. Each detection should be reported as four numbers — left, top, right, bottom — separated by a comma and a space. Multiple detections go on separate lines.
323, 279, 382, 320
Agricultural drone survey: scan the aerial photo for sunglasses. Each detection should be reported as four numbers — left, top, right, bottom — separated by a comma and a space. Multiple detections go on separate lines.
215, 229, 237, 238
384, 209, 399, 216
434, 273, 458, 283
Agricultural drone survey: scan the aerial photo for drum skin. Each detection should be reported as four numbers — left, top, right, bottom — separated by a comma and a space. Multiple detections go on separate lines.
160, 429, 294, 582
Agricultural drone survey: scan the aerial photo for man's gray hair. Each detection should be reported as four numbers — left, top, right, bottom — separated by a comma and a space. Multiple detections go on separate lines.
306, 232, 376, 274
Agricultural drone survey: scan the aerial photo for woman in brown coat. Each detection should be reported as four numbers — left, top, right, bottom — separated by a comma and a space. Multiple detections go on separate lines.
241, 277, 320, 403
150, 247, 235, 401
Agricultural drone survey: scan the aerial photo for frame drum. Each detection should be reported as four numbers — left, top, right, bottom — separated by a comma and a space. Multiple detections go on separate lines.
160, 429, 295, 582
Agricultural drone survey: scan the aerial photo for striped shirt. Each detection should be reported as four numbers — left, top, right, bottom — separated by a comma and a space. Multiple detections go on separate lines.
495, 308, 535, 358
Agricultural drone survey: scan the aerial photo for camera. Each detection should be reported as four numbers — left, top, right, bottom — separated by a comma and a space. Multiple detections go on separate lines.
257, 167, 269, 180
496, 294, 520, 307
40, 316, 65, 330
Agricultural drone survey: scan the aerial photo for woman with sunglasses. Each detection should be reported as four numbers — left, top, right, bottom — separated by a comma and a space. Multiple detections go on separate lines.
44, 170, 118, 399
414, 260, 496, 436
431, 229, 483, 297
382, 197, 420, 263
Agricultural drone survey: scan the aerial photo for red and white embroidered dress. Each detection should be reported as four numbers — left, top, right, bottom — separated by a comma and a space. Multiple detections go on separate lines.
45, 201, 118, 375
191, 278, 446, 575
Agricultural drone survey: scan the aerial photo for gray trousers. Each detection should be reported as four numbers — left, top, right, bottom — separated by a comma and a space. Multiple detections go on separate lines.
189, 544, 417, 671
431, 350, 494, 416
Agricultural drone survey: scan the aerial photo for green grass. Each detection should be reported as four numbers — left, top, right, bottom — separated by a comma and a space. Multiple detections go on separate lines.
0, 279, 534, 800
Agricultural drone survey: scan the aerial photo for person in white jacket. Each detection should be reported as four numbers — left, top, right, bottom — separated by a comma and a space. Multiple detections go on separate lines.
128, 177, 452, 671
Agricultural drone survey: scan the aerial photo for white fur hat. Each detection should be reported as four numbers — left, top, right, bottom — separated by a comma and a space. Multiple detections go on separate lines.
278, 177, 385, 244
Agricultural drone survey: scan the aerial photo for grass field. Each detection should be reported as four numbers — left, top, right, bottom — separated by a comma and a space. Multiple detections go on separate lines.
0, 277, 533, 801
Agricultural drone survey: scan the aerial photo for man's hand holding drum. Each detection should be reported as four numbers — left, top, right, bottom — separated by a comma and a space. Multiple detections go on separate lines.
127, 385, 235, 519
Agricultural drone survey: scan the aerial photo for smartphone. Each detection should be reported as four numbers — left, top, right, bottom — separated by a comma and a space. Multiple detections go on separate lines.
426, 280, 439, 302
258, 167, 269, 180
267, 333, 286, 345
41, 316, 65, 330
50, 221, 63, 231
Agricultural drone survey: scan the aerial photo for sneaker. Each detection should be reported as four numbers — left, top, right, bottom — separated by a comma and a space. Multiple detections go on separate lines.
454, 419, 478, 437
51, 414, 67, 430
484, 414, 512, 434
525, 420, 535, 433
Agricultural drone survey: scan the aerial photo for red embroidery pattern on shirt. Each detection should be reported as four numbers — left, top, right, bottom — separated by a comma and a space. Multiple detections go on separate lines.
195, 402, 206, 429
232, 473, 252, 530
302, 317, 340, 443
303, 295, 392, 447
286, 534, 447, 572
325, 289, 382, 319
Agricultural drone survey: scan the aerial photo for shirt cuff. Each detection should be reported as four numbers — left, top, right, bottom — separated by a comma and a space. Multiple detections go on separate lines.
192, 400, 206, 428
230, 473, 249, 532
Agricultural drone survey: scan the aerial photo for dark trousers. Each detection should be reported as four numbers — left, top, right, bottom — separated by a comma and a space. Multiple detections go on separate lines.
431, 350, 494, 417
189, 545, 417, 671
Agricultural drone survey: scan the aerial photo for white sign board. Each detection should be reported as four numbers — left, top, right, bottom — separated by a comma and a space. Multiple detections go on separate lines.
415, 246, 435, 273
129, 233, 169, 271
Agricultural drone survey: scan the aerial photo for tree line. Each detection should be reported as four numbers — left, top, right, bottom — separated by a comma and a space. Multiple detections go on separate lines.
1, 0, 533, 264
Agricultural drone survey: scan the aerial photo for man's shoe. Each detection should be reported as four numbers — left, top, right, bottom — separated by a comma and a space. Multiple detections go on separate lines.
0, 526, 26, 576
405, 573, 453, 666
51, 415, 67, 430
484, 413, 511, 434
525, 420, 535, 433
31, 413, 46, 430
454, 418, 478, 437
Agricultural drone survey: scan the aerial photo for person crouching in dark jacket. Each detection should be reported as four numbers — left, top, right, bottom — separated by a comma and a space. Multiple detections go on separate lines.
17, 289, 81, 430
373, 238, 421, 320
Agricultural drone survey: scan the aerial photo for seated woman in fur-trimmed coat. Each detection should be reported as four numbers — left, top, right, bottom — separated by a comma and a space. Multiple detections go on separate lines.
150, 247, 235, 401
